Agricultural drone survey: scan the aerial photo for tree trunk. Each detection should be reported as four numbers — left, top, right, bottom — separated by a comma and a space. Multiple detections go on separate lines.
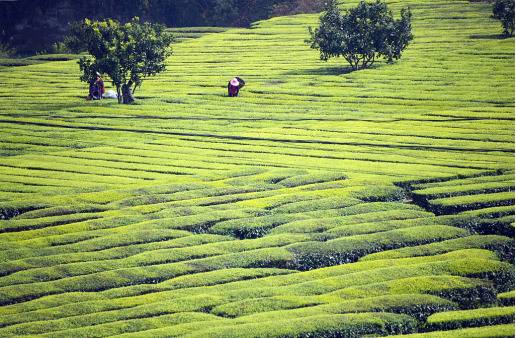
122, 83, 135, 104
116, 85, 122, 104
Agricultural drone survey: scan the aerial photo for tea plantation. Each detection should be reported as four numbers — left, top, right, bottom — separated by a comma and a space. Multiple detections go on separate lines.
0, 0, 514, 337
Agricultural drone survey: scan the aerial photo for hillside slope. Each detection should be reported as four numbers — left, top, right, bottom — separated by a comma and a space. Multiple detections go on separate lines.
0, 0, 514, 337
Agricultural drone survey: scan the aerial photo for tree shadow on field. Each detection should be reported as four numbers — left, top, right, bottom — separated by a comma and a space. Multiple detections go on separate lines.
469, 33, 507, 40
283, 65, 356, 76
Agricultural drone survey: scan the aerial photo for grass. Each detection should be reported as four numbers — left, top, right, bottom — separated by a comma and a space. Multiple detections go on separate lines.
0, 0, 513, 336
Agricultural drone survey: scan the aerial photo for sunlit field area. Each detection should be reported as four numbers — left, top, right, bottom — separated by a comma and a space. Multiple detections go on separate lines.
0, 0, 514, 336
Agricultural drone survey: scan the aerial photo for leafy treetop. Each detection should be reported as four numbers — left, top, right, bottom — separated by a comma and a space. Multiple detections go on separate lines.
307, 0, 413, 70
66, 17, 174, 104
493, 0, 514, 37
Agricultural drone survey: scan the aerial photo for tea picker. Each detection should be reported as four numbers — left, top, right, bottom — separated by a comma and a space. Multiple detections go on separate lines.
228, 77, 246, 97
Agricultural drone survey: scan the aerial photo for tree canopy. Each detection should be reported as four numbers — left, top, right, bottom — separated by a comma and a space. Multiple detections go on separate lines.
307, 0, 413, 70
66, 17, 174, 104
493, 0, 515, 37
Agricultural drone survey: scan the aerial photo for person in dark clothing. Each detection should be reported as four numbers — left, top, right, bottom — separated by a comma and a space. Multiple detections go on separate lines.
88, 72, 105, 100
227, 77, 245, 97
96, 73, 105, 97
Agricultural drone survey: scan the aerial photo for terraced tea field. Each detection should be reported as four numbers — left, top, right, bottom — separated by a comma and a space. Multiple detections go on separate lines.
0, 0, 514, 336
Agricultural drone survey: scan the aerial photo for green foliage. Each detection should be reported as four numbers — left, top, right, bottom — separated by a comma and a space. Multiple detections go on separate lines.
413, 181, 513, 199
66, 17, 174, 103
497, 291, 514, 306
361, 235, 515, 263
287, 225, 468, 269
211, 293, 455, 319
0, 1, 513, 337
184, 312, 417, 338
210, 214, 307, 238
493, 0, 515, 36
426, 306, 515, 330
0, 250, 510, 335
332, 274, 497, 311
387, 323, 515, 337
429, 192, 514, 215
24, 54, 82, 62
307, 0, 413, 70
0, 43, 15, 58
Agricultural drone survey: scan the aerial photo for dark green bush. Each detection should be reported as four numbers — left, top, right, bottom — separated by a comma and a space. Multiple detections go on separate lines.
442, 214, 515, 237
433, 280, 497, 309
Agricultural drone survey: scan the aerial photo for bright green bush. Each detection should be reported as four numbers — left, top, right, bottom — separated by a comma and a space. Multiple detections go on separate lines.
413, 181, 514, 199
273, 204, 430, 234
0, 295, 225, 336
497, 291, 514, 306
269, 196, 360, 214
277, 172, 347, 188
429, 192, 515, 214
352, 185, 408, 202
387, 323, 515, 337
211, 293, 455, 319
287, 225, 468, 269
325, 216, 437, 238
210, 214, 307, 238
426, 306, 515, 330
332, 274, 497, 309
185, 312, 417, 338
39, 312, 220, 338
0, 251, 499, 326
361, 235, 514, 262
0, 212, 103, 233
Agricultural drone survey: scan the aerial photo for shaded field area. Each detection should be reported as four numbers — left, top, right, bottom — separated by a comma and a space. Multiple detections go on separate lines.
0, 0, 514, 337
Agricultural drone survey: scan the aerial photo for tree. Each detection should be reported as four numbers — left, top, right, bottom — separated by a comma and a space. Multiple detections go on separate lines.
493, 0, 514, 37
307, 0, 413, 70
66, 17, 173, 104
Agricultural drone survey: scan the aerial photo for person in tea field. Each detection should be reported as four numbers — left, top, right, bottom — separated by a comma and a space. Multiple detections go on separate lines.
227, 77, 245, 97
88, 72, 105, 100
